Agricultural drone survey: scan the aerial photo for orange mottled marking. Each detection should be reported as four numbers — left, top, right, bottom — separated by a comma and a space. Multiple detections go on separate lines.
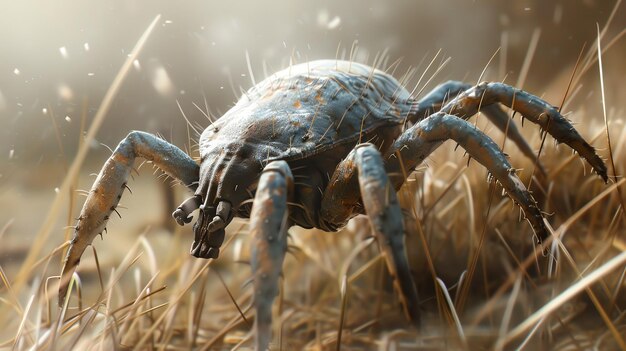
112, 152, 130, 165
90, 185, 110, 212
293, 100, 302, 109
315, 93, 325, 103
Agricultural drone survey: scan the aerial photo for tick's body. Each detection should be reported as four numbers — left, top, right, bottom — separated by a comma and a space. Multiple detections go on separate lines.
59, 60, 607, 350
198, 61, 413, 229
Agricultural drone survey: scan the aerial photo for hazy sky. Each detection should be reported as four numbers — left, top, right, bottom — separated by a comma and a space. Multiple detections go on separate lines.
0, 0, 622, 167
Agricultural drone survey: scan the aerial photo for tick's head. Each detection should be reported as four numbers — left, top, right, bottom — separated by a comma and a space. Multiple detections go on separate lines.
190, 200, 231, 259
171, 193, 231, 259
187, 154, 237, 259
176, 143, 259, 259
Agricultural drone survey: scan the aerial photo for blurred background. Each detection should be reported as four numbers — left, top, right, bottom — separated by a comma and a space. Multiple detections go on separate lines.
0, 1, 625, 349
1, 0, 624, 163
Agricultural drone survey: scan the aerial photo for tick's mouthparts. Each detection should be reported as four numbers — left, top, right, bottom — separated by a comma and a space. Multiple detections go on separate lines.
189, 200, 232, 259
214, 201, 232, 223
172, 195, 202, 225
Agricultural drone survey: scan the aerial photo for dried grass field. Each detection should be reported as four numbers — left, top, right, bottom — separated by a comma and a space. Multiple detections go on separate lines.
1, 1, 625, 350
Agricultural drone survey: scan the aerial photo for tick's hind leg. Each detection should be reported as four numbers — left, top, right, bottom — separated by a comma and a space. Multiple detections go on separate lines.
411, 80, 471, 120
412, 81, 542, 171
59, 131, 200, 306
440, 82, 607, 181
387, 113, 546, 239
249, 161, 293, 351
320, 144, 421, 326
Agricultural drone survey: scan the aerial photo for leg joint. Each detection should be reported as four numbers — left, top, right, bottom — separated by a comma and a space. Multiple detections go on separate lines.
262, 160, 293, 181
125, 130, 153, 145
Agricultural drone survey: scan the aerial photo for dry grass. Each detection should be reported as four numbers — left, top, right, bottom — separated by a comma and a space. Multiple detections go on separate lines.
4, 112, 624, 351
2, 15, 626, 351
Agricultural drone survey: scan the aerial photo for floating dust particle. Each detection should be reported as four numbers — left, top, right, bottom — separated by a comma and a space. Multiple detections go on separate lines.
59, 46, 68, 58
151, 66, 174, 96
58, 84, 73, 100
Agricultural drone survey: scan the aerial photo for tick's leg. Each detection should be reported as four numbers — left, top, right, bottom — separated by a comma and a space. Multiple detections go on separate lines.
411, 80, 471, 121
59, 131, 199, 306
481, 105, 547, 175
250, 161, 293, 351
412, 81, 542, 171
320, 144, 421, 325
386, 112, 547, 239
440, 82, 607, 181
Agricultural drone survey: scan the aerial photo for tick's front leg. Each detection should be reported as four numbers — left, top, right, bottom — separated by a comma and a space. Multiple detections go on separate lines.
250, 161, 293, 351
59, 131, 199, 306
